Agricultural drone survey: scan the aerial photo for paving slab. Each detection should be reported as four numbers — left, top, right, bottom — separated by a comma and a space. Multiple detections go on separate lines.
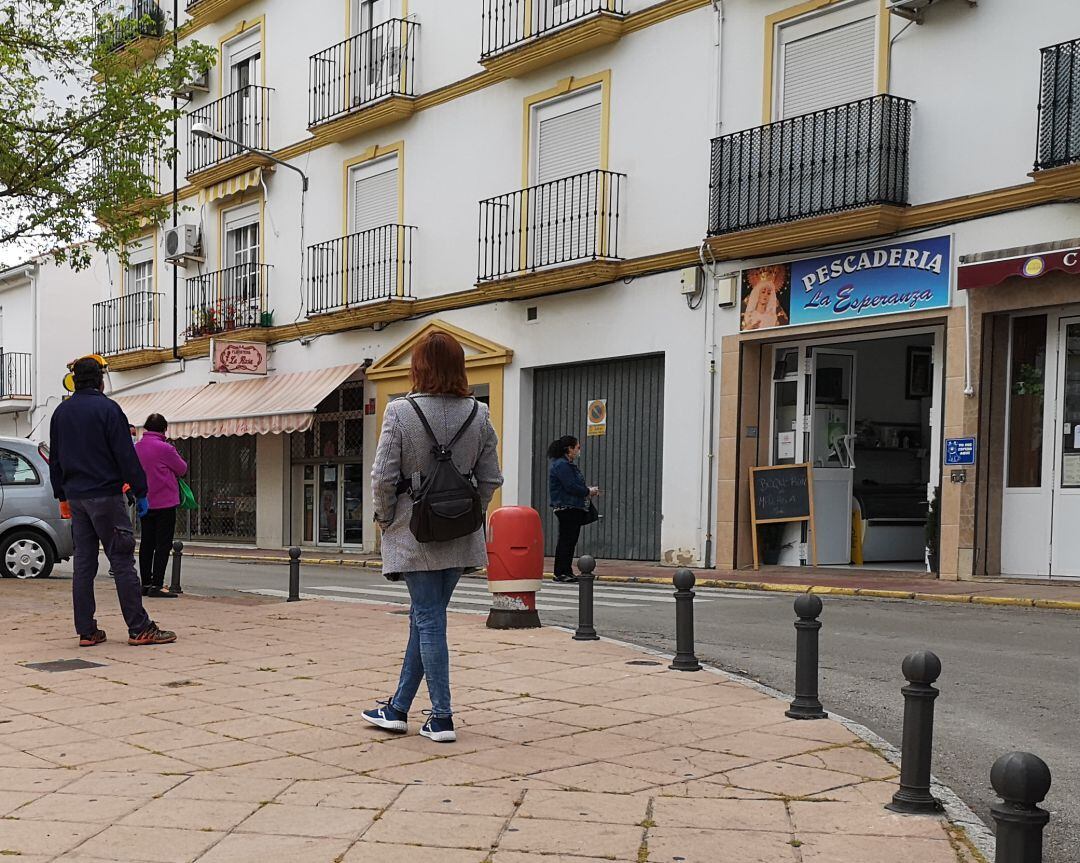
0, 578, 968, 861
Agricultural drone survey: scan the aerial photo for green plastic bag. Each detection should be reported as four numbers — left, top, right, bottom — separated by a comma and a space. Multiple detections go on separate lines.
178, 478, 199, 511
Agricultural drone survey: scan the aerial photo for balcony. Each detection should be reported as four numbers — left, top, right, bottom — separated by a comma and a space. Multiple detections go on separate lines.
185, 0, 254, 28
185, 263, 271, 342
186, 85, 273, 187
480, 0, 625, 77
309, 20, 419, 143
93, 0, 165, 54
308, 225, 416, 317
0, 352, 31, 401
93, 147, 161, 218
708, 95, 913, 240
93, 293, 163, 357
478, 169, 625, 288
1035, 37, 1080, 172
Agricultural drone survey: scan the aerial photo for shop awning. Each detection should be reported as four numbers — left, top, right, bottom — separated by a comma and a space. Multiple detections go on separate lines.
958, 238, 1080, 290
114, 363, 362, 439
198, 167, 264, 206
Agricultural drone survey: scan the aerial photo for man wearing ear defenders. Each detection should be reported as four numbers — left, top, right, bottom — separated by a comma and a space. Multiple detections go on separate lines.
49, 356, 177, 647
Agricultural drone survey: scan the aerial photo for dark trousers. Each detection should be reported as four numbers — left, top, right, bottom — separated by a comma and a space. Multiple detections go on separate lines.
139, 507, 177, 589
554, 508, 587, 577
71, 496, 151, 638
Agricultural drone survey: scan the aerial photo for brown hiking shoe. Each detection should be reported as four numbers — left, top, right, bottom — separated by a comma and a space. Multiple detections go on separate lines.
79, 629, 106, 647
128, 623, 177, 646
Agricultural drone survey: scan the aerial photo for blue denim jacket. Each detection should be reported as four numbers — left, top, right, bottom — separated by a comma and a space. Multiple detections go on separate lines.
549, 457, 589, 510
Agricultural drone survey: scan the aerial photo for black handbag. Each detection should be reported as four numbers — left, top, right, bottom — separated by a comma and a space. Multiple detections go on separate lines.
581, 500, 600, 525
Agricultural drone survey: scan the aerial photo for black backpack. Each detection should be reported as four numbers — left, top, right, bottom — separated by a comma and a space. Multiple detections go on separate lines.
405, 396, 485, 543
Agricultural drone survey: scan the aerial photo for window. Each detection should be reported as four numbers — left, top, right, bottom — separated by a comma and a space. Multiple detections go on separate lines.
531, 87, 602, 185
125, 236, 154, 295
1007, 315, 1047, 488
349, 154, 399, 235
224, 27, 261, 93
222, 202, 261, 327
776, 2, 877, 119
223, 27, 262, 149
0, 449, 39, 485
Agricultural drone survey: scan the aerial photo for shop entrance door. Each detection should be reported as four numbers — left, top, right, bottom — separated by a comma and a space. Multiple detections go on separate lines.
1050, 316, 1080, 576
313, 463, 365, 548
808, 348, 856, 565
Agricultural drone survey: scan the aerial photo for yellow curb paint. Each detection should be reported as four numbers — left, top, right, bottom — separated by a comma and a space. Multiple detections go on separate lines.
1033, 599, 1080, 610
808, 586, 858, 597
854, 589, 917, 600
971, 596, 1036, 607
760, 583, 814, 593
914, 593, 973, 604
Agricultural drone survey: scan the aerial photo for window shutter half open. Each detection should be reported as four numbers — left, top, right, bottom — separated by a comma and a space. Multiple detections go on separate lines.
536, 102, 602, 185
781, 16, 876, 119
351, 162, 398, 234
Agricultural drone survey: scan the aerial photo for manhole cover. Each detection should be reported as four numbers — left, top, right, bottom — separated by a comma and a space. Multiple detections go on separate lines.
625, 660, 662, 667
24, 659, 105, 672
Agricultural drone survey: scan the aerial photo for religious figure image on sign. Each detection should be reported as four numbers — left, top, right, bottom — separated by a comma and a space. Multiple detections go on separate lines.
741, 265, 791, 331
587, 399, 607, 437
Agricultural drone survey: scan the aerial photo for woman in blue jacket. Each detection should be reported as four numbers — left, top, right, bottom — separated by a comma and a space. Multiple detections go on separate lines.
547, 435, 599, 583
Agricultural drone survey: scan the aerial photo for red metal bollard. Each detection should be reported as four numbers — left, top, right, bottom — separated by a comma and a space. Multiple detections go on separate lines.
486, 506, 543, 629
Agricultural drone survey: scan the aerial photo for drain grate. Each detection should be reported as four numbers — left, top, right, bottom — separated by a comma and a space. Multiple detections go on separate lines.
24, 658, 106, 672
625, 660, 662, 667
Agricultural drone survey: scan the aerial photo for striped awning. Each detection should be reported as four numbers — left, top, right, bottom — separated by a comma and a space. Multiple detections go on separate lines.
113, 363, 362, 439
198, 167, 264, 205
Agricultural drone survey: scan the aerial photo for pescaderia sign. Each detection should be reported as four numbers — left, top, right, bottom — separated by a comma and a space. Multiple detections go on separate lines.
740, 235, 952, 332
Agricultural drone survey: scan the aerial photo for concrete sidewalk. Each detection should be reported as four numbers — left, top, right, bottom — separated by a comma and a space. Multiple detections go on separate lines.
0, 580, 979, 862
183, 544, 1080, 611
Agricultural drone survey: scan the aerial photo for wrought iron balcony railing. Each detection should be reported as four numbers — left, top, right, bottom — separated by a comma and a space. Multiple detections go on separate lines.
0, 352, 31, 400
93, 293, 163, 356
709, 95, 913, 235
481, 0, 624, 58
1035, 37, 1080, 171
308, 225, 415, 315
187, 85, 272, 176
186, 263, 271, 338
478, 169, 625, 282
93, 0, 165, 52
309, 19, 418, 128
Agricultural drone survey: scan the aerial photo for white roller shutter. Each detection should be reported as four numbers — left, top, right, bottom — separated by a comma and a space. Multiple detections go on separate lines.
781, 16, 876, 119
537, 103, 602, 184
351, 159, 398, 234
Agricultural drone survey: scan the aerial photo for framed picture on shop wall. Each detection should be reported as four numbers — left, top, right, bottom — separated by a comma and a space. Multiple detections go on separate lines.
906, 347, 933, 399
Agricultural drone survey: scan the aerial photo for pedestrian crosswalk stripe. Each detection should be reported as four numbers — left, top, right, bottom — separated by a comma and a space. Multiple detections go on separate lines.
311, 584, 640, 609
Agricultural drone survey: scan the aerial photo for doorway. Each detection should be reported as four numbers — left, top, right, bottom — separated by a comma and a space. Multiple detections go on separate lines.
767, 328, 943, 568
1001, 310, 1080, 578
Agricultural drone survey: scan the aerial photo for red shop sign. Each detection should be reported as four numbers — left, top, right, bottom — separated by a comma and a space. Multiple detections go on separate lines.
211, 340, 267, 375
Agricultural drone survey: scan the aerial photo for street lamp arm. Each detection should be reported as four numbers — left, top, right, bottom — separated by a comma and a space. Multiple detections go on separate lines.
190, 123, 309, 191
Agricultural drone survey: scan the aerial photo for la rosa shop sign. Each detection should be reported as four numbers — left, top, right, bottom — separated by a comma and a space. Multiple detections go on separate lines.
211, 340, 267, 375
740, 236, 952, 332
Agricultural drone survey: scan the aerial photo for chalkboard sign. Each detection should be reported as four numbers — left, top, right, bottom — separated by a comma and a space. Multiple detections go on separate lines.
749, 464, 818, 569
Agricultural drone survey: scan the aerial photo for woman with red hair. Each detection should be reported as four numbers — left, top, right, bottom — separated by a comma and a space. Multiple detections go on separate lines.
363, 331, 503, 743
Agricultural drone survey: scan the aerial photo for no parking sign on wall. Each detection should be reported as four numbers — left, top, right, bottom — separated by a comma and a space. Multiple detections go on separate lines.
587, 399, 607, 437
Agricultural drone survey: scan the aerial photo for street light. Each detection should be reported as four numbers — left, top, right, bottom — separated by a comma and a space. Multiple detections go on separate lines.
190, 121, 309, 190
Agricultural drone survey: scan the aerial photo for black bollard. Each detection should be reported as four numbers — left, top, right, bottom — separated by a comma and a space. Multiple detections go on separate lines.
287, 546, 301, 602
168, 541, 184, 595
572, 555, 599, 641
669, 569, 702, 671
886, 650, 944, 814
785, 594, 826, 719
991, 751, 1052, 863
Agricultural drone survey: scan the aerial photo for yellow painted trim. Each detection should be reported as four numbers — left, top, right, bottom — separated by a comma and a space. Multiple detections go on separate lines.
520, 69, 612, 188
217, 15, 266, 97
762, 0, 889, 123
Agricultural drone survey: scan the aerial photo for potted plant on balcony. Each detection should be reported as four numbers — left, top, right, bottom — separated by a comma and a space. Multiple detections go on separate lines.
223, 303, 237, 332
259, 309, 274, 328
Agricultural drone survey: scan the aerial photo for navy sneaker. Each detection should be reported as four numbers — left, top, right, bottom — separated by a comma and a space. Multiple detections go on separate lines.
419, 713, 456, 743
362, 700, 408, 733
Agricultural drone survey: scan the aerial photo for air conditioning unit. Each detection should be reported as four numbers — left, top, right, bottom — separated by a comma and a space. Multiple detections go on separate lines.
174, 69, 210, 100
887, 0, 975, 23
164, 224, 201, 262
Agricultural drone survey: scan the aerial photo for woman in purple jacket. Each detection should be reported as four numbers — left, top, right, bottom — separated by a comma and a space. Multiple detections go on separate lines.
134, 414, 188, 598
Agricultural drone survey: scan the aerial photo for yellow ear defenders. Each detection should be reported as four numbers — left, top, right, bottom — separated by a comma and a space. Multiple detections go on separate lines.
63, 354, 109, 393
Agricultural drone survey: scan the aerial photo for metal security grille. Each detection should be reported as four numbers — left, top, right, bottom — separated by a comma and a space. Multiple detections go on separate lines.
309, 19, 418, 128
531, 355, 664, 561
174, 436, 257, 543
481, 0, 624, 58
93, 293, 162, 356
290, 382, 365, 461
709, 95, 912, 235
1035, 37, 1080, 171
0, 352, 31, 399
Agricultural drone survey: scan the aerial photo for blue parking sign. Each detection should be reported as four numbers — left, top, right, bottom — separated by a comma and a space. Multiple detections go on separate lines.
944, 437, 976, 466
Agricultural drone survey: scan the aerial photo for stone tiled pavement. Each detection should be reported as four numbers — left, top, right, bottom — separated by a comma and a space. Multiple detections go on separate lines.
0, 579, 971, 862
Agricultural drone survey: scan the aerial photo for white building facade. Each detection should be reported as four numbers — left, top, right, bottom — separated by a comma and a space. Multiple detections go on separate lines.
20, 0, 1080, 579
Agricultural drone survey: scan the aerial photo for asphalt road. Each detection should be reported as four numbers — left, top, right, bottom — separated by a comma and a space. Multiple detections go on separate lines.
93, 557, 1079, 862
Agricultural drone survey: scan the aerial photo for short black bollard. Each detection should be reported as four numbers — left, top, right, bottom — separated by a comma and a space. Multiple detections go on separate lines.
886, 650, 944, 814
168, 541, 184, 595
785, 594, 826, 719
991, 751, 1052, 863
287, 546, 301, 602
669, 569, 702, 671
572, 555, 599, 641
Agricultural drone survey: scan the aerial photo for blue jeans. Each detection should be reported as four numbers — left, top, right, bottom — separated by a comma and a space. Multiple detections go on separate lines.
390, 569, 462, 718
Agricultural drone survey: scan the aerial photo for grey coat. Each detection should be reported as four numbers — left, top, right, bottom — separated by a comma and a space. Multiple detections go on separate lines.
372, 394, 503, 576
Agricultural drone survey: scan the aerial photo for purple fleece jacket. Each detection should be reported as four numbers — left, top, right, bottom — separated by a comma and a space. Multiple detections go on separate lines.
135, 431, 188, 510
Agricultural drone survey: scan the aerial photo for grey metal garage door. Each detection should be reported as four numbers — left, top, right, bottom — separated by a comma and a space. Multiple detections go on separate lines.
531, 354, 664, 561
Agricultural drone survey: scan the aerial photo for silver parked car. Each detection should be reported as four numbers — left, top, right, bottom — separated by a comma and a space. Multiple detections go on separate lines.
0, 437, 72, 579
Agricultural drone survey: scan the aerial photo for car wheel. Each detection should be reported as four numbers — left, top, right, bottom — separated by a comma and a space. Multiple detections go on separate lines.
3, 531, 54, 579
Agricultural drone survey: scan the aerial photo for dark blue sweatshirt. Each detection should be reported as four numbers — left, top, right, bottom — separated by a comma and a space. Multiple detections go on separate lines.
49, 389, 148, 502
